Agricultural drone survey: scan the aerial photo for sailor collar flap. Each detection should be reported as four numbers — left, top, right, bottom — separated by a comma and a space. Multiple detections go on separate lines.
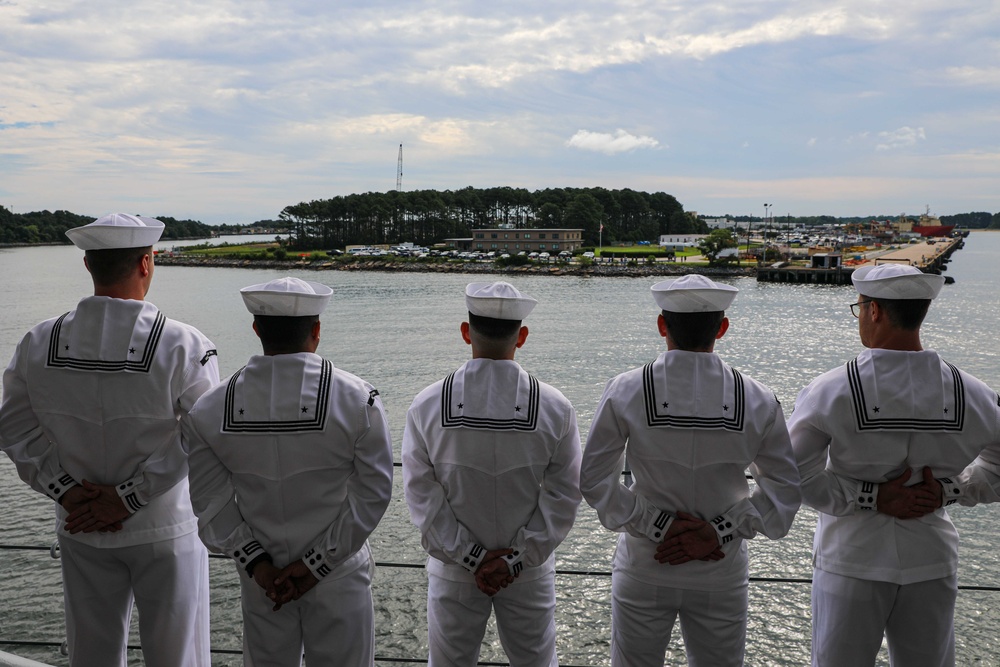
223, 354, 333, 433
642, 352, 746, 431
440, 360, 539, 431
847, 350, 965, 432
46, 298, 165, 373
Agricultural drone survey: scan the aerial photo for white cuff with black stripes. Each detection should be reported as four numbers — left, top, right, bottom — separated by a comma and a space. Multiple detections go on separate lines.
855, 481, 878, 512
116, 479, 147, 514
503, 548, 524, 577
303, 546, 333, 580
710, 513, 737, 544
939, 477, 962, 506
45, 470, 77, 502
232, 539, 268, 575
641, 508, 674, 543
459, 543, 487, 574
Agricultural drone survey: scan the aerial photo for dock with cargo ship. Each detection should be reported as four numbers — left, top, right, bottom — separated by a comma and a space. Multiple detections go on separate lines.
757, 236, 964, 285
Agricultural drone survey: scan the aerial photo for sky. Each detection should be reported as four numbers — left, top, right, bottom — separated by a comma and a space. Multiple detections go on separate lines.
2, 0, 998, 225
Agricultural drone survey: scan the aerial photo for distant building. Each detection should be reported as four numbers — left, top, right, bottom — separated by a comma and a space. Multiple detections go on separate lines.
456, 228, 585, 253
659, 234, 707, 251
702, 218, 737, 230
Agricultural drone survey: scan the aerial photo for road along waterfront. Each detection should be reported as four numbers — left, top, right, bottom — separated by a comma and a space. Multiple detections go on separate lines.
1, 232, 999, 665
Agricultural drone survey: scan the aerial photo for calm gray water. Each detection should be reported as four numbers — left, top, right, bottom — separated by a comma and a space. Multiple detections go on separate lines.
1, 233, 999, 666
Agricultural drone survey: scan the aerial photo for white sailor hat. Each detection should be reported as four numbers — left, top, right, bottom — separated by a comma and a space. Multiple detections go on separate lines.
852, 264, 944, 300
65, 213, 165, 250
651, 275, 738, 312
465, 281, 538, 321
240, 277, 333, 316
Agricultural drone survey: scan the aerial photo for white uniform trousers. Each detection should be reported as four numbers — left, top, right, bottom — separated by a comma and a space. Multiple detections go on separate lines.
611, 571, 748, 667
58, 531, 210, 667
811, 568, 957, 667
241, 554, 375, 667
426, 571, 558, 667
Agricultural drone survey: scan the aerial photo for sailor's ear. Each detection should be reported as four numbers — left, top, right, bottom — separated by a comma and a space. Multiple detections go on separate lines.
716, 317, 730, 340
515, 326, 529, 348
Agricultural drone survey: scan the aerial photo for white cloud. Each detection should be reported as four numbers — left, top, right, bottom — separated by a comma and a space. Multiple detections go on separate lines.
945, 66, 1000, 87
876, 126, 926, 151
807, 138, 817, 147
566, 129, 660, 155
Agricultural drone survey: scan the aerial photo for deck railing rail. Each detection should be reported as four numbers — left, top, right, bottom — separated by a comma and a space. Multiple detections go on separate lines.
2, 542, 999, 666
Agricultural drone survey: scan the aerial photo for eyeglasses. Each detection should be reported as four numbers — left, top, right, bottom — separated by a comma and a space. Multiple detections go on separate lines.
850, 300, 873, 318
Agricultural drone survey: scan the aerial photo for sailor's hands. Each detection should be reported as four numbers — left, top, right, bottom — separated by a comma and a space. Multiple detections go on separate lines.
63, 480, 130, 533
475, 549, 515, 596
252, 561, 295, 611
59, 484, 99, 513
877, 468, 940, 519
274, 559, 320, 602
655, 512, 723, 565
915, 467, 944, 510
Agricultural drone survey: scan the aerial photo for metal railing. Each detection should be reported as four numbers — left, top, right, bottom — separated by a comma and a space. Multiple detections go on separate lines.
2, 542, 999, 666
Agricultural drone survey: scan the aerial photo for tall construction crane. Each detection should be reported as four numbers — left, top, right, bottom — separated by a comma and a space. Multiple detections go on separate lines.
396, 144, 403, 191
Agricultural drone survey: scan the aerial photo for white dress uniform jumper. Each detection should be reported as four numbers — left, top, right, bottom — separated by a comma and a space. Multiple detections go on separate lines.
0, 296, 219, 666
403, 359, 582, 667
581, 351, 801, 667
789, 348, 1000, 666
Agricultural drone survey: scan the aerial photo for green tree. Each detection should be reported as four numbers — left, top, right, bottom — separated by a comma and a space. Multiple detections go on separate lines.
563, 194, 604, 245
699, 229, 738, 266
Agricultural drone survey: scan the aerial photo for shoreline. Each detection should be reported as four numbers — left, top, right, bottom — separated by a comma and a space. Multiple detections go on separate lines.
153, 255, 756, 278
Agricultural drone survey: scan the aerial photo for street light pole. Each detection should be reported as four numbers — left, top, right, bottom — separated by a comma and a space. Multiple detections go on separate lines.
761, 203, 770, 263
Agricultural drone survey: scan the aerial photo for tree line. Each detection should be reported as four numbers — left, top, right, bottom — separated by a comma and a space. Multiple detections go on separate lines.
279, 187, 701, 250
938, 212, 1000, 229
4, 201, 998, 249
0, 207, 214, 245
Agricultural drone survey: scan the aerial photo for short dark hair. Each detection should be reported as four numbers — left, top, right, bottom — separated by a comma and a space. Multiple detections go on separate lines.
662, 310, 725, 351
253, 315, 318, 353
872, 298, 931, 331
468, 312, 521, 341
85, 247, 151, 286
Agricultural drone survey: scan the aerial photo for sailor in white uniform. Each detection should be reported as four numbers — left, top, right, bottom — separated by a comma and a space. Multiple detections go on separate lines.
402, 281, 582, 667
0, 214, 218, 667
182, 277, 393, 666
788, 264, 1000, 667
580, 275, 801, 667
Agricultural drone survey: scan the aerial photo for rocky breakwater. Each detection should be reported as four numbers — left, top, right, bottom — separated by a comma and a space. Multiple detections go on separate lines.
154, 255, 755, 278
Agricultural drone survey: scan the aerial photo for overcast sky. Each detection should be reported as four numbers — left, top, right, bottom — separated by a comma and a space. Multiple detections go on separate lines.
2, 1, 998, 225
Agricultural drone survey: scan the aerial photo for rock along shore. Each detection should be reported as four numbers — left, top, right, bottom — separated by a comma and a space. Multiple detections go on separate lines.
153, 255, 756, 279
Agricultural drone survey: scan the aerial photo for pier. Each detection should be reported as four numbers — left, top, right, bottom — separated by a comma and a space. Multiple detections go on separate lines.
757, 236, 964, 285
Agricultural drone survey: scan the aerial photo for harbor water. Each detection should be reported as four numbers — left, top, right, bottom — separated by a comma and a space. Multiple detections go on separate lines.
1, 233, 999, 666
